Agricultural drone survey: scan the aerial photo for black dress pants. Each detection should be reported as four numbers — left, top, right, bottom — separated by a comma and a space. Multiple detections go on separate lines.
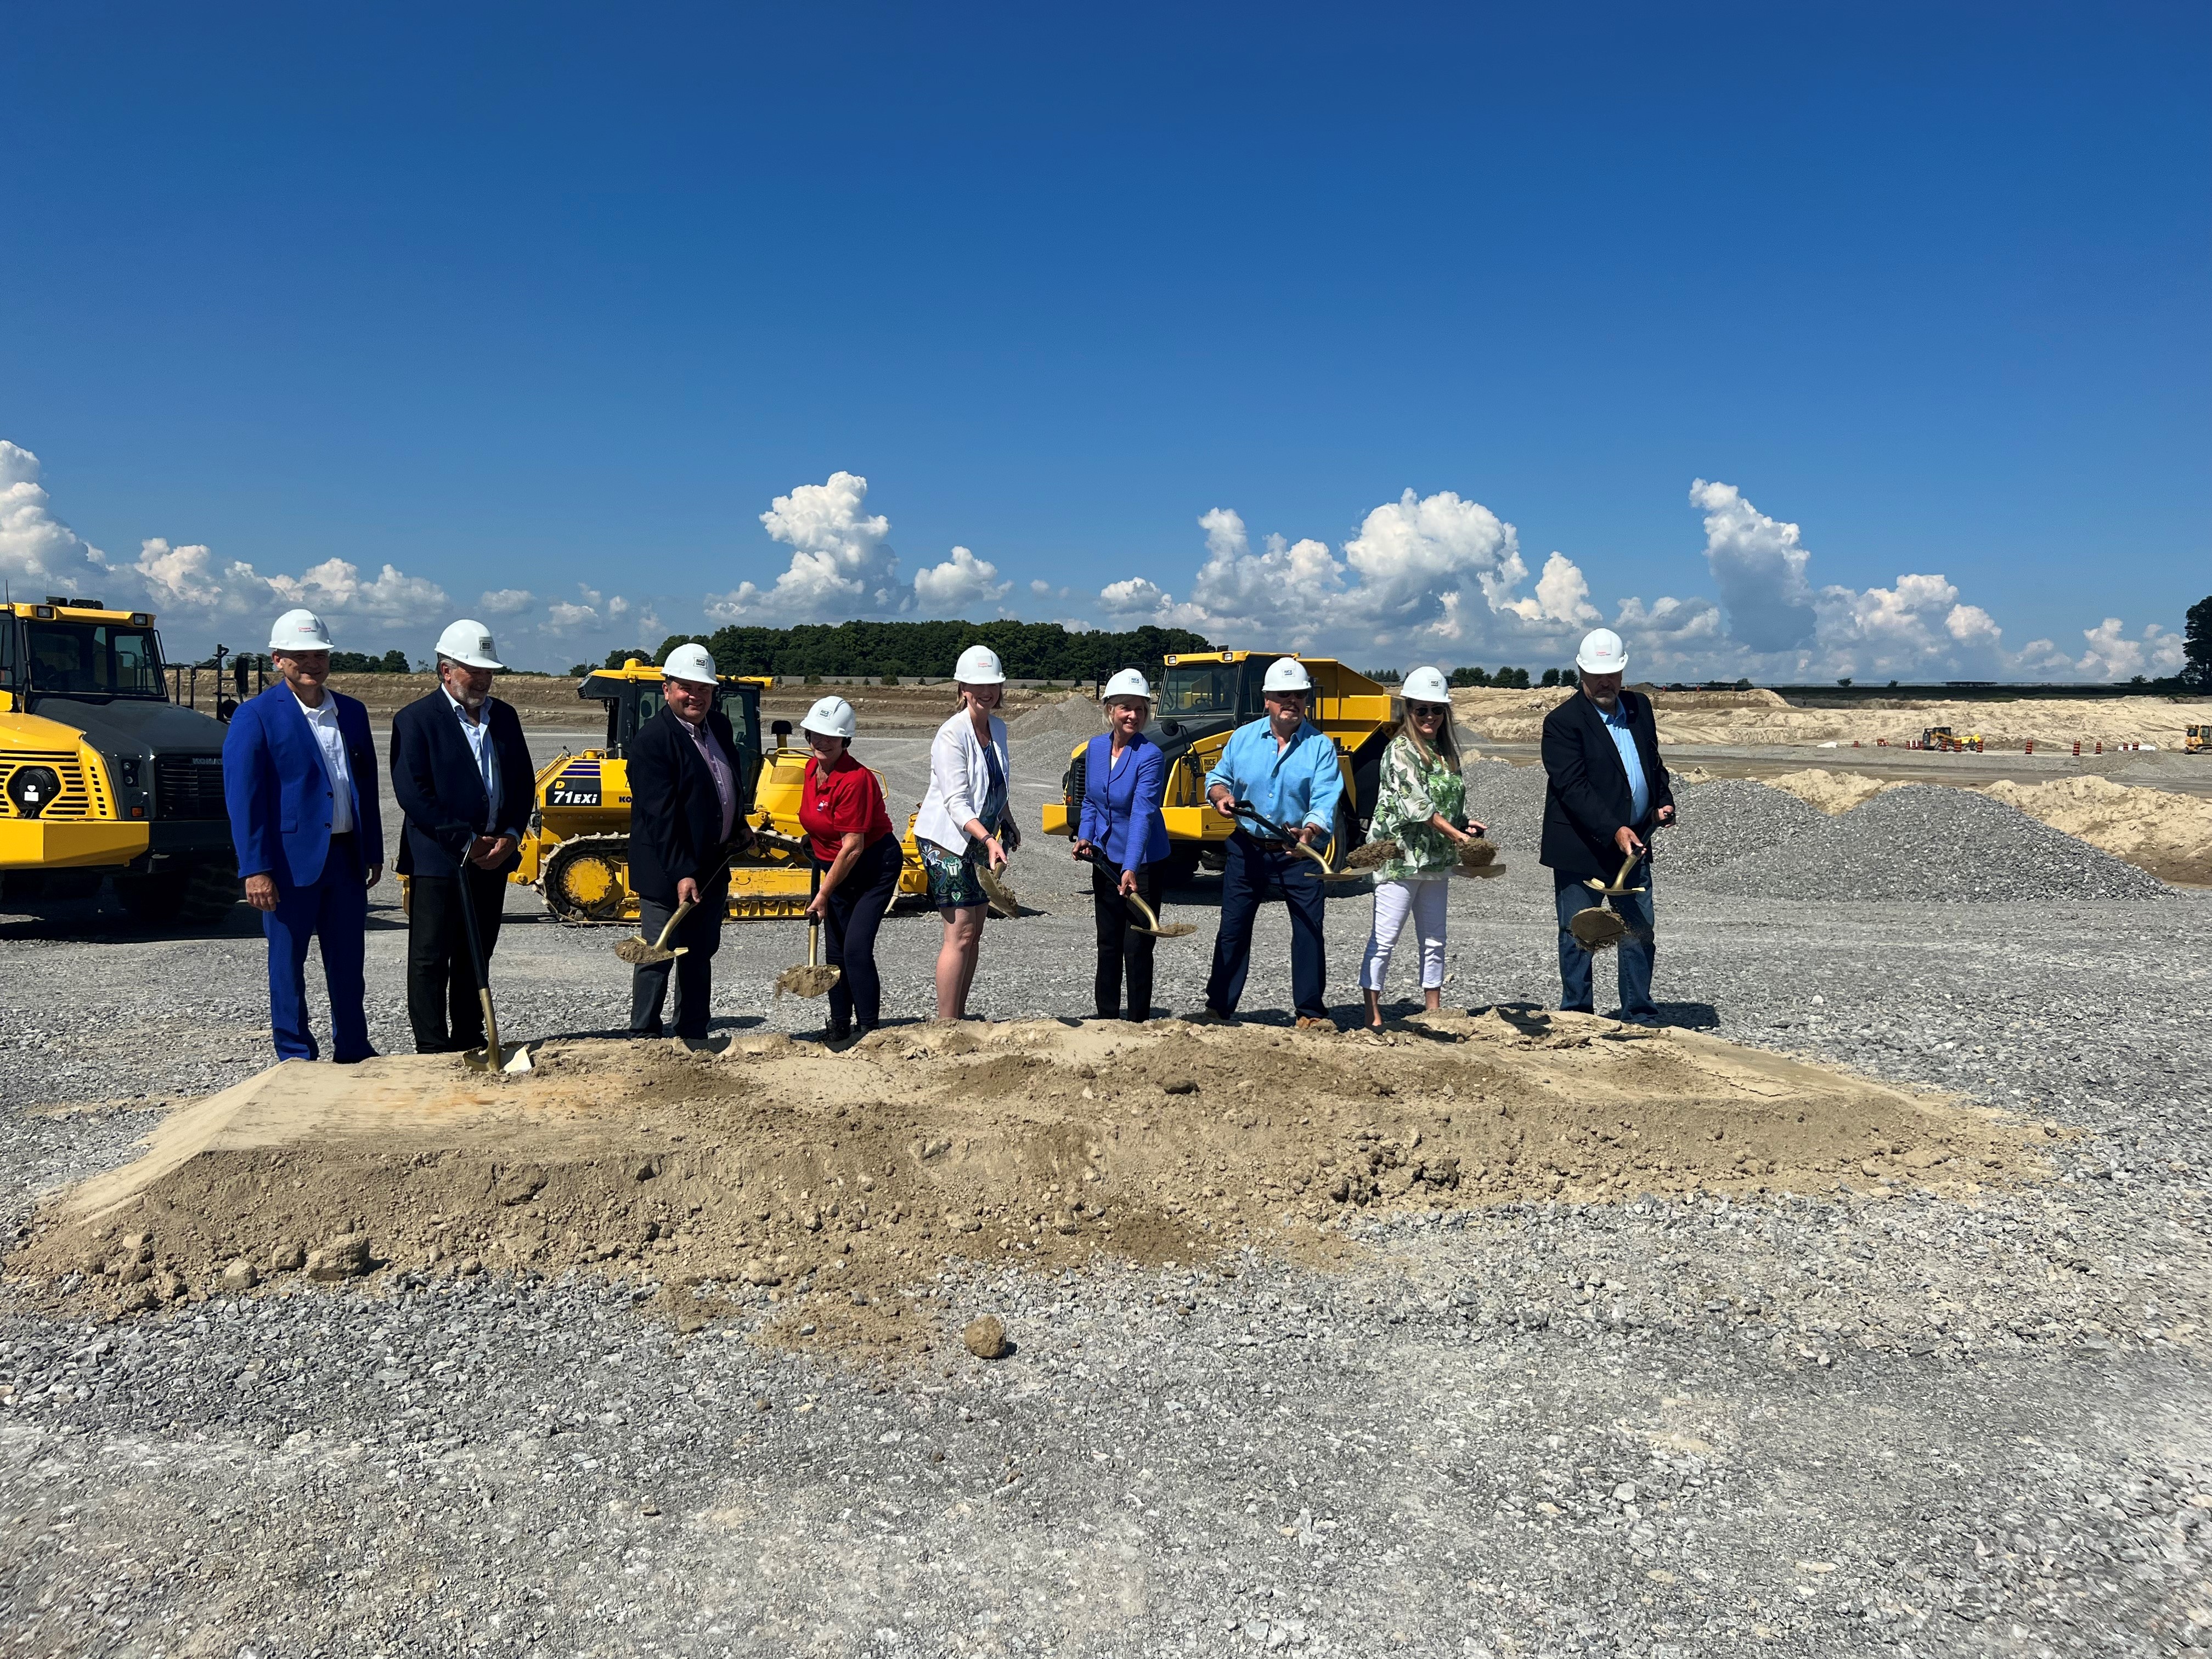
817, 835, 901, 1037
630, 876, 728, 1040
406, 863, 509, 1053
1091, 857, 1163, 1021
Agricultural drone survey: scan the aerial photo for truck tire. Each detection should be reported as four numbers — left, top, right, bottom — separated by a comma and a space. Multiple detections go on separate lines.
1328, 799, 1362, 871
114, 856, 240, 929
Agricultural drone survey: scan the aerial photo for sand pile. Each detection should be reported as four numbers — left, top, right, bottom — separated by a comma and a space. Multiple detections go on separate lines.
1765, 768, 1901, 814
13, 1017, 2051, 1351
1980, 776, 2212, 887
1449, 687, 2212, 751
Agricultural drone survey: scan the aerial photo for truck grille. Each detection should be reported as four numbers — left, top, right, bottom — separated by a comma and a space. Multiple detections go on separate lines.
0, 752, 105, 820
155, 754, 228, 820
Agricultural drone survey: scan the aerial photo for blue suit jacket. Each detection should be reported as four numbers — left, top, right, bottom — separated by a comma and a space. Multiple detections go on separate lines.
222, 684, 383, 890
388, 690, 534, 879
1075, 732, 1170, 868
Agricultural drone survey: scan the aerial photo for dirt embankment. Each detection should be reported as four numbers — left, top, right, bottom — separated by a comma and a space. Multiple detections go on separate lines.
12, 1015, 2051, 1357
1452, 687, 2212, 750
1757, 769, 2212, 885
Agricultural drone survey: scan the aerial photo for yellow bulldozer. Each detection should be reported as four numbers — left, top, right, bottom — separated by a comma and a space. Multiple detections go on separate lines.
0, 597, 242, 924
514, 658, 928, 922
2187, 724, 2209, 757
1039, 650, 1398, 883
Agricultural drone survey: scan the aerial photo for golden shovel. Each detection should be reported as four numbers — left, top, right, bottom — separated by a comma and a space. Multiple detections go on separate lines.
614, 898, 695, 966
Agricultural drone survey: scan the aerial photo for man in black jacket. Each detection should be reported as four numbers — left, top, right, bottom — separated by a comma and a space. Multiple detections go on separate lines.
390, 620, 537, 1053
1540, 629, 1676, 1024
627, 644, 754, 1040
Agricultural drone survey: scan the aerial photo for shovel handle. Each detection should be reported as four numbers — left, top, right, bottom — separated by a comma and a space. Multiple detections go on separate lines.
479, 988, 502, 1071
651, 897, 697, 950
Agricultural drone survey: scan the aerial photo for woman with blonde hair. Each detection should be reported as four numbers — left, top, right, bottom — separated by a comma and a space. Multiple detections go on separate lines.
913, 644, 1018, 1019
1358, 665, 1485, 1028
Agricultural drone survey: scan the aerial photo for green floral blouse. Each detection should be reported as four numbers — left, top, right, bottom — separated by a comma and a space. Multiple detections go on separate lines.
1368, 733, 1469, 882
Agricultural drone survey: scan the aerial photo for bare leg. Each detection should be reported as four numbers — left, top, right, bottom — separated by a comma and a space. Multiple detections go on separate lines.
1364, 988, 1384, 1029
1424, 987, 1444, 1013
936, 906, 985, 1019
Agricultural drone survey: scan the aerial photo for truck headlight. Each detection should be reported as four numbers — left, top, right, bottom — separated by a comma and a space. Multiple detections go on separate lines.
6, 765, 64, 819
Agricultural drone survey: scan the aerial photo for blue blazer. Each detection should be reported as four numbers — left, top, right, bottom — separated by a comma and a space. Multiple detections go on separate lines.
222, 684, 383, 890
388, 690, 535, 879
1075, 732, 1170, 869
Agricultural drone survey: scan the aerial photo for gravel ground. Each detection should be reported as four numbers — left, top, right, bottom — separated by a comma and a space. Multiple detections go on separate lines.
2, 740, 2208, 1655
1687, 785, 2175, 904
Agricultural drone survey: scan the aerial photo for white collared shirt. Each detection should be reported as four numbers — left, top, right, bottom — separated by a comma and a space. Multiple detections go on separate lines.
291, 685, 353, 836
443, 687, 501, 827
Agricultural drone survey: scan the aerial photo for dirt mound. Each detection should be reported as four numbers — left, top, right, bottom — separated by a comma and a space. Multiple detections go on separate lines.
1659, 778, 1829, 881
1765, 768, 1901, 814
13, 1018, 2052, 1354
1980, 776, 2212, 887
1449, 687, 2212, 750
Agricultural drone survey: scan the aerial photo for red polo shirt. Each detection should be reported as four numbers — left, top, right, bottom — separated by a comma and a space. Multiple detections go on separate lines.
799, 753, 894, 863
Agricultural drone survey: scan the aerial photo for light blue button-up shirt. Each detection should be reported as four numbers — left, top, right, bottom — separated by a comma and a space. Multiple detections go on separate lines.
1205, 717, 1344, 837
1601, 700, 1651, 825
444, 688, 505, 832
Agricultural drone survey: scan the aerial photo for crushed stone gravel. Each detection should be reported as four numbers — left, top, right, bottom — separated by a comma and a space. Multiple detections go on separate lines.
1685, 783, 2173, 903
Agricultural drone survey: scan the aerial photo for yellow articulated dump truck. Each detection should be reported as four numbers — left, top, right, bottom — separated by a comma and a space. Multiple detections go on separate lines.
0, 597, 240, 924
1039, 650, 1397, 884
513, 658, 927, 922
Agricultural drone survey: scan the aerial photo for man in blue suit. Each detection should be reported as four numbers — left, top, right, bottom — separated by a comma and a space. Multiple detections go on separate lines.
221, 608, 385, 1064
389, 619, 535, 1053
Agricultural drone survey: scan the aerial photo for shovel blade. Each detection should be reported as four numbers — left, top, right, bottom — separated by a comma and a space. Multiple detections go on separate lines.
613, 939, 690, 964
774, 963, 843, 1000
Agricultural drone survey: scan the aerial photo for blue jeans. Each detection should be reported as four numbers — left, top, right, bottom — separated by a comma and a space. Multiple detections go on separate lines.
1554, 864, 1656, 1020
264, 832, 372, 1063
1206, 833, 1328, 1020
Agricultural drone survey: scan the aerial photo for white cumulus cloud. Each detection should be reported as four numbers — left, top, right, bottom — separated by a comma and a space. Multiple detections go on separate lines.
479, 588, 537, 615
912, 546, 1011, 614
1096, 490, 1598, 659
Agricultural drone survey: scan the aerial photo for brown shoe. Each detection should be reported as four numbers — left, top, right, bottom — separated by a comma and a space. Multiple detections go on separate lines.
1294, 1015, 1336, 1032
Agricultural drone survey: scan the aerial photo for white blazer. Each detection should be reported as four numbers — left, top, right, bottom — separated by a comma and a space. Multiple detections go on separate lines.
914, 708, 1010, 854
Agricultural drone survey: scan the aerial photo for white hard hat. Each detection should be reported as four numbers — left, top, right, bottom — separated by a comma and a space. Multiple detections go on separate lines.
1261, 657, 1314, 694
1101, 668, 1152, 703
435, 619, 505, 670
954, 644, 1006, 685
1575, 628, 1627, 675
1401, 665, 1451, 704
661, 642, 719, 685
800, 694, 857, 740
268, 608, 333, 653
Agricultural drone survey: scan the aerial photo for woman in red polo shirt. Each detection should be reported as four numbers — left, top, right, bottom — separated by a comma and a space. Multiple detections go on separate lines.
798, 695, 900, 1040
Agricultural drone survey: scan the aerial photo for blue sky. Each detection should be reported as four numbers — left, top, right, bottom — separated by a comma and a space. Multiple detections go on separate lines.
2, 2, 2204, 679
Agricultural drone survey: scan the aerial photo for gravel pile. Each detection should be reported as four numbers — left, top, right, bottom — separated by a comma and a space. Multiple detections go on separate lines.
1005, 693, 1104, 743
1462, 758, 1548, 852
1686, 783, 2172, 902
1657, 777, 1828, 881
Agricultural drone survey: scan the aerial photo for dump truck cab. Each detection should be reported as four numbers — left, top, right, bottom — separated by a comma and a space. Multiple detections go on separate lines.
0, 597, 239, 922
1041, 650, 1397, 883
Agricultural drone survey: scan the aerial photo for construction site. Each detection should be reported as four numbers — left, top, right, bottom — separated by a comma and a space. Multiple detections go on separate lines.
2, 633, 2209, 1655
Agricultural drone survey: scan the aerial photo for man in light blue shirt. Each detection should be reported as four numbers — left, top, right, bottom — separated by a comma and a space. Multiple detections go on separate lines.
1198, 657, 1344, 1027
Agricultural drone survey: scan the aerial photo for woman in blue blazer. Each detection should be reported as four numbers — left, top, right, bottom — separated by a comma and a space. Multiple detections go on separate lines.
1070, 669, 1171, 1021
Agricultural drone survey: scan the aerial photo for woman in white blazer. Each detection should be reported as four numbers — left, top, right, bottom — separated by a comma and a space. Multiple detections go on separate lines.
914, 644, 1019, 1019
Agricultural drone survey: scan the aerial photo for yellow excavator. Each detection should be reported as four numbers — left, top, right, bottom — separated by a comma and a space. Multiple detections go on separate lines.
1039, 650, 1398, 883
0, 597, 241, 923
514, 658, 928, 922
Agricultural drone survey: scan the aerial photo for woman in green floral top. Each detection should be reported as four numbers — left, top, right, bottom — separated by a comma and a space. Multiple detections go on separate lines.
1358, 667, 1486, 1028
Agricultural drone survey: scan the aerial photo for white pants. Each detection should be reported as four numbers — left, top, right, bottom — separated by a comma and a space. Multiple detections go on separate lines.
1359, 876, 1448, 992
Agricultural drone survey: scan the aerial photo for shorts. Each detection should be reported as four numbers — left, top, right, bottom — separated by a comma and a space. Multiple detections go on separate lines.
919, 838, 988, 911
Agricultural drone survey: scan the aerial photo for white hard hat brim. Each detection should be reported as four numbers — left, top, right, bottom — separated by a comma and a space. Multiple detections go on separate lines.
1575, 650, 1627, 674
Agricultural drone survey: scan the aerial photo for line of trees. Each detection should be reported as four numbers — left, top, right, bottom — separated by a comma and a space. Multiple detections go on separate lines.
589, 620, 1218, 682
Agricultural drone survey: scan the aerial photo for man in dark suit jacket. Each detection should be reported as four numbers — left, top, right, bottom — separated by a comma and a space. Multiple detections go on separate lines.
222, 608, 385, 1063
389, 619, 536, 1053
627, 644, 753, 1040
1540, 629, 1677, 1024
